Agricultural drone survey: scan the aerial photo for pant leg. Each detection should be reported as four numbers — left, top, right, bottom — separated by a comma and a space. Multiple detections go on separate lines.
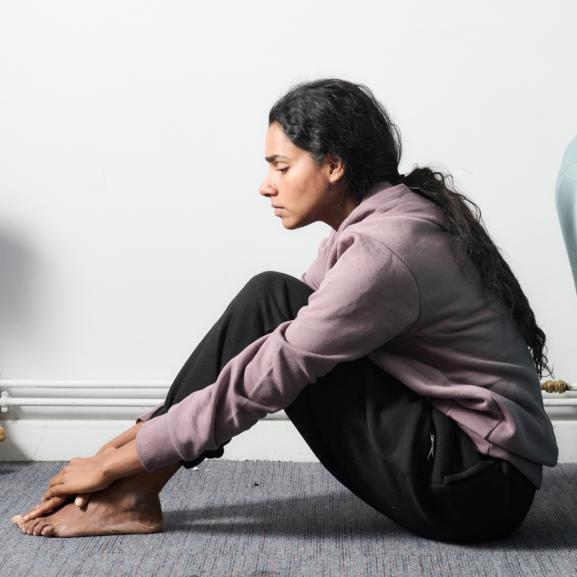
147, 270, 314, 468
149, 270, 535, 542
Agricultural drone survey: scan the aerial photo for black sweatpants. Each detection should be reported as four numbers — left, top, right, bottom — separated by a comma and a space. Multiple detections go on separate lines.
148, 271, 537, 543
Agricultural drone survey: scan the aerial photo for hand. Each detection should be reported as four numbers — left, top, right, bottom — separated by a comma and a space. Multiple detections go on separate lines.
43, 438, 145, 503
16, 447, 118, 525
73, 446, 119, 509
42, 453, 114, 501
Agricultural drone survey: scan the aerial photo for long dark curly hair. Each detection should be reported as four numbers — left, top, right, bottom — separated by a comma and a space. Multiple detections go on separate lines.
268, 78, 552, 379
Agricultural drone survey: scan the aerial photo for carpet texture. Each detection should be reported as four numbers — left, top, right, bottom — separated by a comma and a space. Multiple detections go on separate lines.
0, 460, 576, 577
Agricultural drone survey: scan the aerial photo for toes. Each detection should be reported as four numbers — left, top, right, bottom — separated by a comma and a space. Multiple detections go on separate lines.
32, 520, 46, 536
23, 517, 45, 535
26, 518, 43, 535
19, 515, 62, 538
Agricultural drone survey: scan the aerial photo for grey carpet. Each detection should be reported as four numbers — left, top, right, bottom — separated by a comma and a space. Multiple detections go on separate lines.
0, 460, 576, 577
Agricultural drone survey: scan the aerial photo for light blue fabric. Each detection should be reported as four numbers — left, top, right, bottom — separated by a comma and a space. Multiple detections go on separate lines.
556, 135, 577, 294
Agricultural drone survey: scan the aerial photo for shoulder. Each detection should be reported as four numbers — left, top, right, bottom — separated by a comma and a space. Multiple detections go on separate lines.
336, 229, 414, 265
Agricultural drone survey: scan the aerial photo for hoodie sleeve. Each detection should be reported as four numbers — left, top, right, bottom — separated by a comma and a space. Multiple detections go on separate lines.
135, 403, 164, 424
135, 233, 421, 471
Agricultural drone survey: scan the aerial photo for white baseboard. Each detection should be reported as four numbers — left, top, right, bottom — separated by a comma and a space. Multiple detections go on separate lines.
0, 418, 575, 464
1, 379, 575, 464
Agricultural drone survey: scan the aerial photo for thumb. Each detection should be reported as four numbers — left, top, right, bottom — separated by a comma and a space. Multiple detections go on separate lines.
75, 445, 117, 507
74, 493, 91, 509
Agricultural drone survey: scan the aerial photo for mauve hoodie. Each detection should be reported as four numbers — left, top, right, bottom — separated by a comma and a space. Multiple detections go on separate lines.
134, 181, 558, 489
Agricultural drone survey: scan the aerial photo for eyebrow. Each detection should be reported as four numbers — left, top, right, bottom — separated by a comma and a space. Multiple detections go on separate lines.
265, 154, 290, 163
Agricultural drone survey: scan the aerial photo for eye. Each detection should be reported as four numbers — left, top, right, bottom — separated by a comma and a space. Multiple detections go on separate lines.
276, 167, 289, 173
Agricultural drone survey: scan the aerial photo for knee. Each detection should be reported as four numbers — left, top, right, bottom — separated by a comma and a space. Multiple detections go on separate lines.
238, 271, 307, 305
230, 270, 312, 319
244, 270, 292, 294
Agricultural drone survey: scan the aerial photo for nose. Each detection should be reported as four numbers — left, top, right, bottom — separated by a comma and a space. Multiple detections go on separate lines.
259, 175, 276, 198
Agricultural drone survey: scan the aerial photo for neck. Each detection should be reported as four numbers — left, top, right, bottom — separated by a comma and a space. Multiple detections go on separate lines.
326, 193, 360, 231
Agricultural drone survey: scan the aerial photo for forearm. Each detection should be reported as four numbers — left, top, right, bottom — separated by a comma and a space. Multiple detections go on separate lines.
100, 422, 144, 452
103, 438, 148, 480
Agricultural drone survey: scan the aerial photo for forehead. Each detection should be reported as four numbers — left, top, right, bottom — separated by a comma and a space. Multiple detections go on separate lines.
264, 123, 300, 162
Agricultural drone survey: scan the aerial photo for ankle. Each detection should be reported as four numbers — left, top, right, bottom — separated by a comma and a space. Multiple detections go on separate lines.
118, 463, 180, 498
110, 476, 161, 511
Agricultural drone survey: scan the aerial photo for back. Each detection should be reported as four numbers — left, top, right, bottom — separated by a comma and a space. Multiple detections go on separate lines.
328, 182, 558, 488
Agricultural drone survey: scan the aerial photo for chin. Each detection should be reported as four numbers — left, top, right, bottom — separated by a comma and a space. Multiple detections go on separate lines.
278, 211, 310, 230
281, 217, 303, 230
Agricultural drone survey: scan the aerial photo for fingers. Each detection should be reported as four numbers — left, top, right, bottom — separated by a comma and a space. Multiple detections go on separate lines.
46, 467, 66, 492
43, 482, 65, 501
49, 468, 65, 485
27, 498, 58, 518
41, 468, 65, 499
14, 496, 66, 524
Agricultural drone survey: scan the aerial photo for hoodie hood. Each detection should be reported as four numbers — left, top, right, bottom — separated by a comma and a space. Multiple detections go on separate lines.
336, 180, 447, 235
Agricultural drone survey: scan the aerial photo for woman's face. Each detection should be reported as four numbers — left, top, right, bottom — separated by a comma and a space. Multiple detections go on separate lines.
259, 122, 355, 230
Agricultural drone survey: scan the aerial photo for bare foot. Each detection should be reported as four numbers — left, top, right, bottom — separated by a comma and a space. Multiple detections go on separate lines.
15, 475, 163, 538
12, 446, 120, 526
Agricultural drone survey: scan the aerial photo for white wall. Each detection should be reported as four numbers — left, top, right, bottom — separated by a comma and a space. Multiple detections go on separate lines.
1, 0, 576, 399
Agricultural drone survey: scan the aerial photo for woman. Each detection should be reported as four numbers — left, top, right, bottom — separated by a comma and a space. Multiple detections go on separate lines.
11, 78, 558, 542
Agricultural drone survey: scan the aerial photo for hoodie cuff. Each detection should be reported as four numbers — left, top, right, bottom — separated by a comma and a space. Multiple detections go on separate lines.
135, 411, 183, 472
135, 403, 164, 424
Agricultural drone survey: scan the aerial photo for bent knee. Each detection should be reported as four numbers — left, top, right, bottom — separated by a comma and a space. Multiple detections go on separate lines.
245, 270, 293, 291
231, 270, 312, 317
240, 271, 310, 301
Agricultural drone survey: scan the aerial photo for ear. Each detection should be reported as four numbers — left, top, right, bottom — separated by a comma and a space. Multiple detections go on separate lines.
326, 153, 346, 184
